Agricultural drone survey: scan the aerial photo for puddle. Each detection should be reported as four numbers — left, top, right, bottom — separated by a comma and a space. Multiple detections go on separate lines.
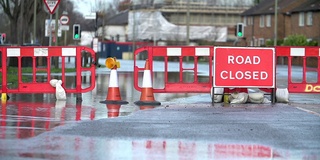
0, 101, 139, 139
0, 135, 318, 160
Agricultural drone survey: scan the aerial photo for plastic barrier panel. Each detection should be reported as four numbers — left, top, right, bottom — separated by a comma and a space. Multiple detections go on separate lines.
0, 46, 96, 96
134, 46, 213, 93
276, 46, 320, 93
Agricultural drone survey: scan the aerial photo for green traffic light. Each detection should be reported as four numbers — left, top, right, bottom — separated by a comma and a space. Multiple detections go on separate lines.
74, 34, 79, 39
237, 32, 243, 37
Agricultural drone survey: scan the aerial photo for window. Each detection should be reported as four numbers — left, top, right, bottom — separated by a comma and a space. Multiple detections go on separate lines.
299, 12, 304, 26
248, 16, 253, 25
307, 12, 312, 26
243, 16, 247, 26
266, 15, 271, 27
259, 38, 265, 46
259, 15, 264, 27
254, 38, 258, 46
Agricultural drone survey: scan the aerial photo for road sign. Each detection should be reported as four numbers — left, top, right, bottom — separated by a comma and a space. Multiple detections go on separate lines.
85, 12, 97, 20
214, 47, 275, 88
60, 15, 69, 25
44, 0, 61, 14
60, 25, 69, 31
45, 19, 62, 37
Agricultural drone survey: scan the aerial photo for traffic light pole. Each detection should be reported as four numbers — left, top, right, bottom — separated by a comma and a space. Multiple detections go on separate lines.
233, 37, 239, 46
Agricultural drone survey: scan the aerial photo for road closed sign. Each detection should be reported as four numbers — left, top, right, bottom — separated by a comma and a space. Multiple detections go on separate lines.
214, 47, 275, 88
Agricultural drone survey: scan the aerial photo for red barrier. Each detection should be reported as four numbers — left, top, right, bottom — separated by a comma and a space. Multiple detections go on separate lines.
0, 46, 96, 96
134, 46, 213, 93
276, 46, 320, 93
133, 46, 319, 99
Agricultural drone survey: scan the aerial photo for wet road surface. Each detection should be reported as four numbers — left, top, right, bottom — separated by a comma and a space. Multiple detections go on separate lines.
1, 102, 319, 160
0, 59, 319, 159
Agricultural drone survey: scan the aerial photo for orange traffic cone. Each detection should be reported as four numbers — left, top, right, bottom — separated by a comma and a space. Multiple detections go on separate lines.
100, 58, 128, 104
106, 104, 121, 118
134, 59, 161, 106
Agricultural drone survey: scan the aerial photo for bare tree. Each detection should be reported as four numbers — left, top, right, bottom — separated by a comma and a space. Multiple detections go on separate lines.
0, 0, 45, 44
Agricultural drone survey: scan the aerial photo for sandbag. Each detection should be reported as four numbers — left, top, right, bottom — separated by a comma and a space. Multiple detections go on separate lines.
50, 79, 67, 100
211, 87, 224, 103
276, 88, 289, 103
54, 100, 66, 119
49, 79, 59, 87
248, 92, 264, 103
262, 97, 271, 104
229, 92, 248, 104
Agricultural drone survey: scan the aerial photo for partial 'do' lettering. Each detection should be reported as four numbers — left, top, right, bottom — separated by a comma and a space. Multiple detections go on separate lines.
305, 84, 320, 92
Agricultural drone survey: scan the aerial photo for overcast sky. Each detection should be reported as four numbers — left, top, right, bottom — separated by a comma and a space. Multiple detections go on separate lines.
71, 0, 114, 16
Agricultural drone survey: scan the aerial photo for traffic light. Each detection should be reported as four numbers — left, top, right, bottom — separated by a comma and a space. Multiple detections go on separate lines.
236, 23, 244, 38
73, 24, 81, 40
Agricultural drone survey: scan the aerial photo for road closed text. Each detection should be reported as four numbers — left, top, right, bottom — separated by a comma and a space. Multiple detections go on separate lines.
220, 70, 268, 80
220, 55, 268, 80
214, 47, 275, 87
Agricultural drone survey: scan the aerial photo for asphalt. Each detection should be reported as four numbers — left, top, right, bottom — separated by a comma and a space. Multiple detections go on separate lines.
1, 102, 319, 159
54, 103, 320, 147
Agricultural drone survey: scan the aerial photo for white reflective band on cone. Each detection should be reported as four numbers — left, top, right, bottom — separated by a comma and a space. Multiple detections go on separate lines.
109, 69, 119, 87
142, 70, 152, 88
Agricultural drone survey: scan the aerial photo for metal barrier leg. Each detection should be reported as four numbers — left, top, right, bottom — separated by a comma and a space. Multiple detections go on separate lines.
271, 88, 276, 104
76, 93, 82, 102
211, 87, 214, 105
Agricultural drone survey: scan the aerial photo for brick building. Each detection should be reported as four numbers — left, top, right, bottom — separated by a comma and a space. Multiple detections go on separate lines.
241, 0, 320, 46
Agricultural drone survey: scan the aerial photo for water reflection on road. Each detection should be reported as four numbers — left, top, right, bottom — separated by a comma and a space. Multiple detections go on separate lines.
0, 72, 202, 139
1, 134, 316, 160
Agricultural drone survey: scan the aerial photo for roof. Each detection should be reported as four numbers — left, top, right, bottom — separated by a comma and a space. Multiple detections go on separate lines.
290, 0, 320, 13
106, 10, 129, 25
241, 0, 272, 16
241, 0, 318, 16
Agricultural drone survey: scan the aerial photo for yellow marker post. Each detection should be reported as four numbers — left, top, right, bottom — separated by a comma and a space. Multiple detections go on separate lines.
223, 94, 229, 103
1, 93, 7, 102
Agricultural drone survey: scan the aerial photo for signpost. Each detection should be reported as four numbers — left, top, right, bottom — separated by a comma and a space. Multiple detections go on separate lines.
213, 47, 275, 88
44, 0, 61, 46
